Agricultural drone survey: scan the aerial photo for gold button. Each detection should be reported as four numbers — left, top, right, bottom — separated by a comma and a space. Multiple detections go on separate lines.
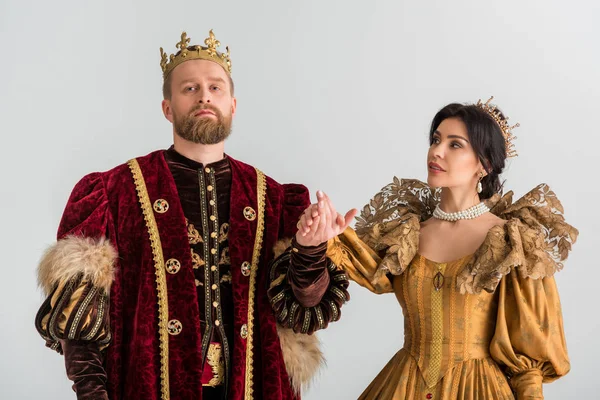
205, 167, 211, 173
209, 200, 216, 206
213, 301, 219, 308
292, 247, 299, 253
243, 206, 257, 221
241, 261, 251, 277
207, 185, 213, 191
211, 265, 217, 272
167, 319, 182, 335
165, 258, 181, 274
211, 232, 217, 238
211, 248, 217, 255
240, 324, 248, 339
153, 199, 169, 214
215, 320, 221, 326
210, 215, 216, 221
211, 284, 217, 290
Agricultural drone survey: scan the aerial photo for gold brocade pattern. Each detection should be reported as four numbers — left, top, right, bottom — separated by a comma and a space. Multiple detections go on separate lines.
416, 264, 425, 369
187, 219, 202, 244
457, 183, 578, 294
219, 248, 230, 265
403, 270, 416, 357
244, 168, 267, 400
219, 223, 229, 243
428, 261, 446, 387
191, 248, 204, 269
220, 272, 232, 284
203, 343, 225, 387
128, 159, 170, 400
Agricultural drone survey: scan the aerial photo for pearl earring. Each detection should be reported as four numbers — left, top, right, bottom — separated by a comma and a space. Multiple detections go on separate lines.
477, 172, 483, 194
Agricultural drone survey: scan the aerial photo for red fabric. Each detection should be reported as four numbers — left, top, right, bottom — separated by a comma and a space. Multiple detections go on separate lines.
56, 150, 310, 400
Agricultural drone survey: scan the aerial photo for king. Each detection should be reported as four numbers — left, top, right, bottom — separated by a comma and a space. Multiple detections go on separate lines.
35, 29, 356, 400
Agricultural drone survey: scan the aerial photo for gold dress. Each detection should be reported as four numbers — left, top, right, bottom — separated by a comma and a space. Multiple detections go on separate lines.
327, 179, 578, 400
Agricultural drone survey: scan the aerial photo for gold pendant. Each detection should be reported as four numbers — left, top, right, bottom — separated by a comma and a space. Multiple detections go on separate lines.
433, 271, 444, 291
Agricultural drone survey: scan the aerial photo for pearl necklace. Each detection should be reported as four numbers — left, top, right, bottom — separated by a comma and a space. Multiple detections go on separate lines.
432, 202, 489, 222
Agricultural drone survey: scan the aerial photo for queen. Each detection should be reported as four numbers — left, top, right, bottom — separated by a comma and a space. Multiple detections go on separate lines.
324, 97, 578, 399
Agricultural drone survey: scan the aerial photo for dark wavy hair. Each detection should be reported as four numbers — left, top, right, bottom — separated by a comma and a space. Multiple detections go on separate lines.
429, 103, 507, 199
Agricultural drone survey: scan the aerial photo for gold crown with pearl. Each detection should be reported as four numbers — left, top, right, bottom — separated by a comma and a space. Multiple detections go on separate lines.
476, 96, 520, 158
160, 30, 231, 79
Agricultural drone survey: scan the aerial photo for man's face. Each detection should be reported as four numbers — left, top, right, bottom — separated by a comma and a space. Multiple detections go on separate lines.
162, 59, 236, 144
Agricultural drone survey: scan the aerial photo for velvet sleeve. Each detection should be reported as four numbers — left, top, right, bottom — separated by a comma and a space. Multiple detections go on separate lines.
279, 183, 331, 306
267, 247, 350, 334
61, 340, 109, 399
35, 173, 116, 397
266, 184, 350, 334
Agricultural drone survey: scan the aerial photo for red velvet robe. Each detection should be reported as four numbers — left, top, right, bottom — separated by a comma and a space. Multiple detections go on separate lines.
56, 150, 310, 400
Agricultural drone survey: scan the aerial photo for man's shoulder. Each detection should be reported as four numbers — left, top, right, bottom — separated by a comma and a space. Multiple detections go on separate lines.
70, 149, 166, 195
82, 149, 165, 178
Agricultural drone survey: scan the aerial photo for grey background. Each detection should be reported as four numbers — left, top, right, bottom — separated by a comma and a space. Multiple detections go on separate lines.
1, 0, 598, 398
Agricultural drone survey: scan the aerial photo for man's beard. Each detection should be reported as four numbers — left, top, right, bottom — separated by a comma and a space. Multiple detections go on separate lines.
173, 104, 232, 145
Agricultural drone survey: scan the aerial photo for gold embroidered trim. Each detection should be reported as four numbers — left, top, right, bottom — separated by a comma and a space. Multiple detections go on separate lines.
301, 308, 311, 334
448, 273, 456, 373
197, 169, 213, 359
219, 247, 231, 265
69, 286, 99, 339
219, 222, 230, 243
278, 303, 289, 322
48, 278, 77, 342
427, 263, 446, 387
328, 300, 339, 321
203, 343, 225, 387
220, 271, 232, 284
186, 218, 202, 244
417, 257, 425, 366
288, 302, 300, 327
330, 286, 346, 301
191, 248, 204, 269
83, 292, 107, 340
463, 294, 471, 360
315, 306, 325, 330
128, 159, 170, 400
404, 267, 416, 356
270, 289, 286, 305
244, 168, 267, 400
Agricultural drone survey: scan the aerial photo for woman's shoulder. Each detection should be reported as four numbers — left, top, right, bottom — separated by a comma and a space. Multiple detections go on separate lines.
457, 184, 578, 294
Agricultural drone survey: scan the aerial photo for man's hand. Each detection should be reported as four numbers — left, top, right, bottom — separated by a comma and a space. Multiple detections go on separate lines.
295, 190, 357, 247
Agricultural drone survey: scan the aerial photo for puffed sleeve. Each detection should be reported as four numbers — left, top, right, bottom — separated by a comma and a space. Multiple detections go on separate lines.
326, 227, 393, 294
35, 173, 116, 399
326, 200, 422, 294
468, 184, 579, 399
35, 173, 116, 352
490, 272, 569, 399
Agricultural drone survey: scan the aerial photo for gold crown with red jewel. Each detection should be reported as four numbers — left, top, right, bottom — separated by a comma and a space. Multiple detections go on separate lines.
160, 30, 231, 79
476, 96, 520, 158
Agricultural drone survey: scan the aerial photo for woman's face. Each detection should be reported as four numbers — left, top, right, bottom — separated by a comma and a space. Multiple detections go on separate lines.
427, 117, 484, 192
